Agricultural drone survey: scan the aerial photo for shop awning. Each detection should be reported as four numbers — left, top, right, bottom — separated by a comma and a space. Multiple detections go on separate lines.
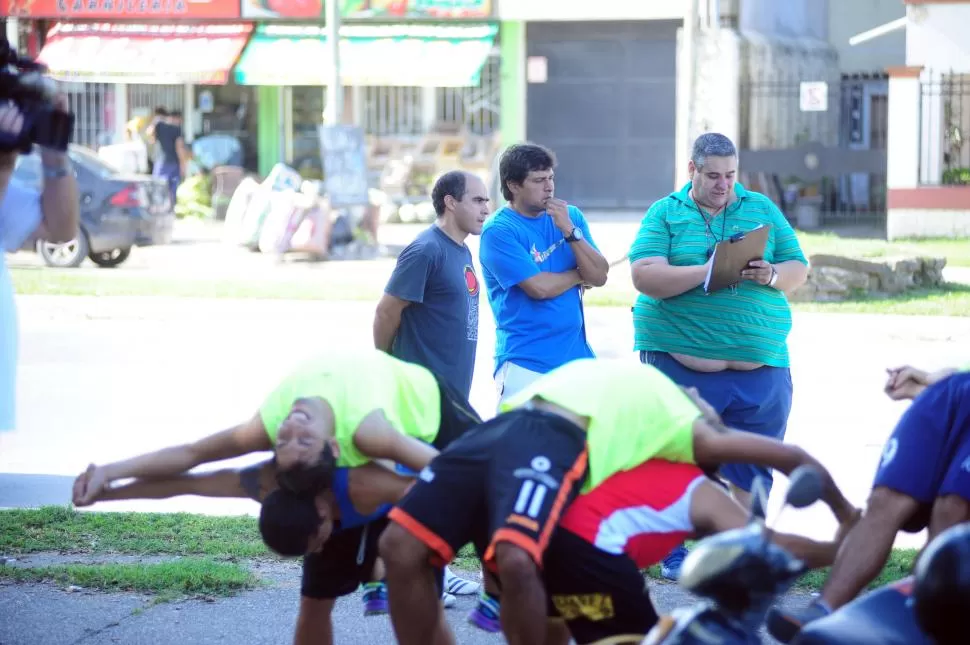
234, 24, 498, 88
38, 23, 253, 85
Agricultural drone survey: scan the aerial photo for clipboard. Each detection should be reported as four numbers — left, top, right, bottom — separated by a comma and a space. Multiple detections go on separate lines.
703, 224, 771, 293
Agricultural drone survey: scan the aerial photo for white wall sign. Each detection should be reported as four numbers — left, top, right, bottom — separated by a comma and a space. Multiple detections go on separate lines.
527, 56, 548, 84
799, 82, 829, 112
198, 90, 215, 114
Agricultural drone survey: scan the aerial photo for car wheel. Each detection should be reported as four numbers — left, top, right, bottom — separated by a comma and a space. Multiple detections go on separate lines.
89, 247, 131, 268
36, 232, 90, 268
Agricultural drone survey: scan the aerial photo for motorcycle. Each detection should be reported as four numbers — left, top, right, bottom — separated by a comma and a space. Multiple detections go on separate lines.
791, 576, 932, 645
643, 465, 825, 645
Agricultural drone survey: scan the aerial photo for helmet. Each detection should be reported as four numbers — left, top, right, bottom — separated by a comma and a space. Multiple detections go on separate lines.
913, 522, 970, 644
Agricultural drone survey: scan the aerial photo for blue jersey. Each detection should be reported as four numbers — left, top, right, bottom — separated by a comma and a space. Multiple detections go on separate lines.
331, 468, 392, 531
872, 372, 970, 532
479, 205, 598, 375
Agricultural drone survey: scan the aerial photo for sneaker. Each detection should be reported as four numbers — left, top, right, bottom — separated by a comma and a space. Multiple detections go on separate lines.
361, 581, 388, 616
660, 544, 689, 581
766, 601, 832, 643
468, 592, 501, 633
444, 566, 481, 596
442, 591, 457, 609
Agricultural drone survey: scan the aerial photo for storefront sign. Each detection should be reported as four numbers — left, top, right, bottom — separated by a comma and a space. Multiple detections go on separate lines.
241, 0, 492, 21
1, 0, 241, 19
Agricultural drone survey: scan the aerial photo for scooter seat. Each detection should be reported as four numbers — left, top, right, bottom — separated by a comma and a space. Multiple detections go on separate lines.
796, 578, 933, 645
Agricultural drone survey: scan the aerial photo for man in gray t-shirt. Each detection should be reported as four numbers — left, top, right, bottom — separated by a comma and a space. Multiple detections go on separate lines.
375, 171, 489, 399
373, 170, 499, 625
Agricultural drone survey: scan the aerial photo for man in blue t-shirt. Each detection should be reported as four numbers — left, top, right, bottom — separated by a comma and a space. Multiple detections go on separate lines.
148, 110, 189, 206
767, 364, 970, 643
480, 143, 609, 407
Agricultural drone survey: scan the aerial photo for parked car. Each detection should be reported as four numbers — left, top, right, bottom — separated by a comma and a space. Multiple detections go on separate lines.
13, 145, 175, 268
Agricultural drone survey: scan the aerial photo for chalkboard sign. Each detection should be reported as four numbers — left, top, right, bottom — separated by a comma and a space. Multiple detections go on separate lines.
317, 124, 370, 208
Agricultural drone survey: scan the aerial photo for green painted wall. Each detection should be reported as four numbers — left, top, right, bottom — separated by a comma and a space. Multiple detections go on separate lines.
257, 86, 282, 178
499, 20, 526, 149
497, 20, 526, 206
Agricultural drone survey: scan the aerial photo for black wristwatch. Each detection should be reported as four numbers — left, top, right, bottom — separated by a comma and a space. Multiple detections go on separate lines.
565, 227, 584, 243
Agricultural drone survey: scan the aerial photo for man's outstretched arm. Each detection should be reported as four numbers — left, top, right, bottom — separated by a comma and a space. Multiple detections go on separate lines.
690, 480, 849, 570
692, 419, 858, 524
72, 413, 274, 506
884, 363, 965, 401
93, 459, 279, 504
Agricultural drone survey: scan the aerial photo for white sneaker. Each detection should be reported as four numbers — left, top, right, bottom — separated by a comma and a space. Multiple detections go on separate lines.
442, 591, 457, 609
444, 566, 481, 596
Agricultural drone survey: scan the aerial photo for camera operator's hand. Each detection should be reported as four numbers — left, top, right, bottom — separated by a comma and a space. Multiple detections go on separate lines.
52, 94, 69, 114
0, 102, 26, 167
0, 101, 26, 138
40, 94, 70, 167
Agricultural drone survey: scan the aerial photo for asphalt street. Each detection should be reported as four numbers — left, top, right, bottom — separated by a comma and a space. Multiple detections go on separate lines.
3, 296, 969, 548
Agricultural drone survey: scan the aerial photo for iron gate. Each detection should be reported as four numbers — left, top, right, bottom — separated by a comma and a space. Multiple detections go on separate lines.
738, 73, 889, 227
60, 82, 186, 150
61, 81, 113, 149
127, 85, 185, 119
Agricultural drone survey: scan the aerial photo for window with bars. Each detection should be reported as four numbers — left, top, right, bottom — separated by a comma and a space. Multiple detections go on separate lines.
919, 72, 970, 186
434, 50, 500, 136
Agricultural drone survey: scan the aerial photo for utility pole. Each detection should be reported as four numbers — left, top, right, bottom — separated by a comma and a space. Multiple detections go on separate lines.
325, 0, 343, 125
674, 0, 699, 188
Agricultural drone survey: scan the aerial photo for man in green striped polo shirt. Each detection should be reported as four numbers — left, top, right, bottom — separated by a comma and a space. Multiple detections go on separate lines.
628, 132, 809, 580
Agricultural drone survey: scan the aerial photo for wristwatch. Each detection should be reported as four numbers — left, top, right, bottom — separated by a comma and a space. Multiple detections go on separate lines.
768, 265, 779, 287
43, 165, 70, 180
565, 227, 584, 243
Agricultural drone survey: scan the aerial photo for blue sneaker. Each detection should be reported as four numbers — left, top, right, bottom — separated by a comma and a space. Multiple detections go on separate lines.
766, 601, 832, 643
468, 592, 501, 633
361, 581, 388, 616
661, 544, 689, 581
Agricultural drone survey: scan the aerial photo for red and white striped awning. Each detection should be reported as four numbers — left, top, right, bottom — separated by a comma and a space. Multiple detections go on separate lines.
38, 22, 253, 85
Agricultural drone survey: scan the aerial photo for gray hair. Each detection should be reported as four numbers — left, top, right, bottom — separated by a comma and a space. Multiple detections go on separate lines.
691, 133, 737, 169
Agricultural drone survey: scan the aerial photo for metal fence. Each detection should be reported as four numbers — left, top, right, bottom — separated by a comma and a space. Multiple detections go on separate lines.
61, 81, 114, 150
434, 49, 501, 136
60, 82, 185, 150
355, 48, 501, 137
919, 71, 970, 186
738, 72, 889, 227
127, 85, 185, 120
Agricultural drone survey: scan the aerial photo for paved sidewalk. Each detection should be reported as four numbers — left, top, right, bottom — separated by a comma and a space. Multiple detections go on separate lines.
0, 555, 808, 645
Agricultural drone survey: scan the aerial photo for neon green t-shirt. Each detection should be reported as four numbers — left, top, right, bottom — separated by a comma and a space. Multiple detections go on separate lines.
259, 350, 441, 467
501, 358, 701, 492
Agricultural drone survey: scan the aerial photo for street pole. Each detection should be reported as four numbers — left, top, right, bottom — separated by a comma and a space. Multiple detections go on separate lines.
325, 0, 343, 125
674, 0, 698, 188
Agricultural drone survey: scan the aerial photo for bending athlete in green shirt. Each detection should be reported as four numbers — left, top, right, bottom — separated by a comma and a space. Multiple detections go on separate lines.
71, 349, 480, 645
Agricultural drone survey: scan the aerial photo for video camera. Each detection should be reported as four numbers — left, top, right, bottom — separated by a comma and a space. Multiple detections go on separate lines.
0, 40, 74, 154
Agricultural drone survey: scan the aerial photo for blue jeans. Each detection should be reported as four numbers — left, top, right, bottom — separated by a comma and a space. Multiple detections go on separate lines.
641, 350, 793, 493
153, 161, 181, 207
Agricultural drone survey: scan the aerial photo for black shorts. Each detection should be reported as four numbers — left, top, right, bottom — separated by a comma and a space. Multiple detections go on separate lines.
302, 518, 388, 599
302, 517, 444, 599
389, 408, 588, 570
432, 373, 482, 451
543, 529, 659, 644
